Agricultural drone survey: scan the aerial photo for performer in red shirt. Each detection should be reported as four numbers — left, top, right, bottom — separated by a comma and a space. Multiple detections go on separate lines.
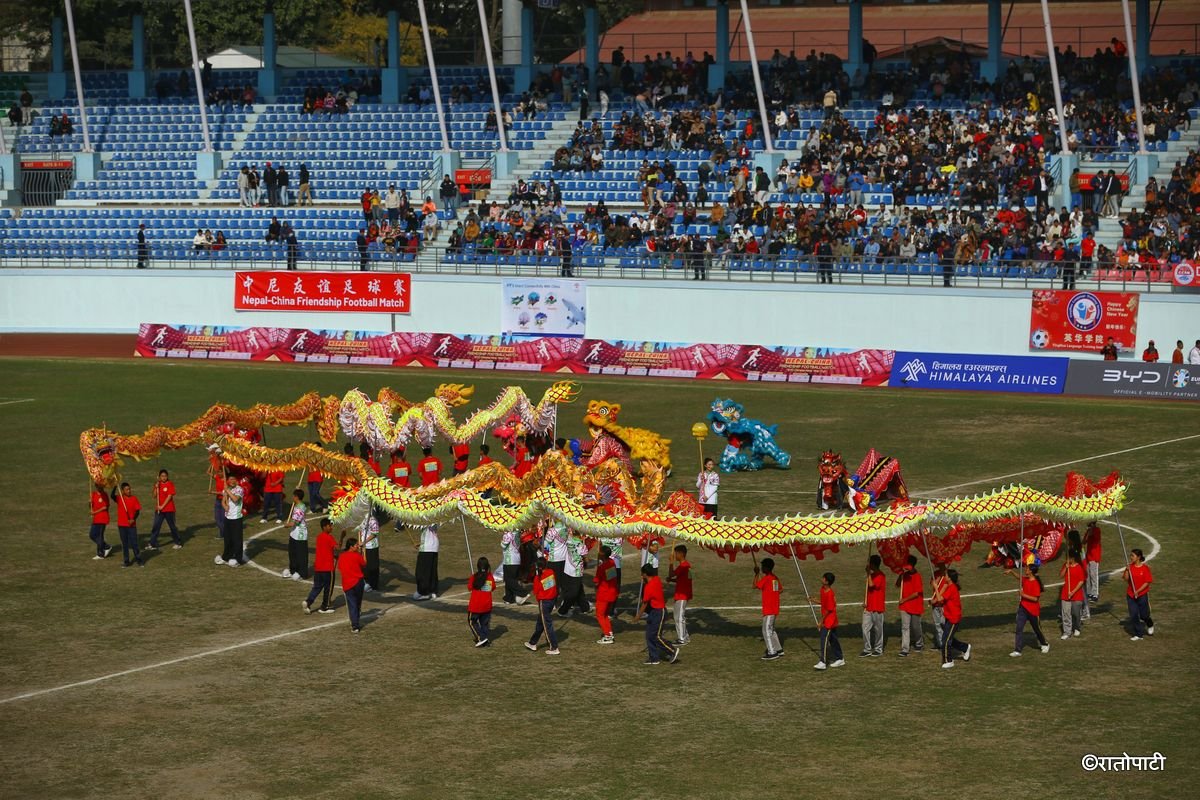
337, 535, 367, 633
451, 443, 471, 475
114, 481, 144, 568
1009, 563, 1049, 656
306, 450, 327, 512
1123, 548, 1154, 640
89, 482, 114, 559
933, 568, 970, 668
525, 556, 560, 654
810, 572, 843, 670
149, 468, 182, 549
511, 435, 535, 478
260, 469, 286, 523
417, 447, 443, 487
1084, 522, 1102, 602
387, 449, 411, 488
593, 544, 620, 643
754, 558, 784, 660
1059, 547, 1086, 639
636, 563, 678, 665
667, 544, 693, 646
304, 518, 338, 613
359, 442, 381, 476
860, 554, 885, 657
467, 556, 496, 647
895, 555, 925, 656
477, 444, 494, 468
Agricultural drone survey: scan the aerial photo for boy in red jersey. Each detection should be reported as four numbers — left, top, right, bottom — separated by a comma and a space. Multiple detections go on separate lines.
148, 469, 181, 549
895, 554, 925, 656
636, 563, 679, 665
933, 568, 970, 668
88, 482, 114, 559
594, 545, 620, 643
1008, 563, 1050, 656
387, 449, 411, 488
811, 572, 844, 670
260, 469, 286, 523
304, 518, 338, 613
467, 556, 496, 647
451, 443, 471, 475
1059, 547, 1086, 639
306, 446, 327, 512
477, 443, 494, 467
525, 556, 561, 654
511, 434, 535, 478
114, 482, 144, 568
1124, 548, 1154, 641
1084, 521, 1102, 603
667, 544, 693, 645
337, 535, 367, 633
860, 554, 885, 657
417, 447, 443, 486
754, 557, 784, 660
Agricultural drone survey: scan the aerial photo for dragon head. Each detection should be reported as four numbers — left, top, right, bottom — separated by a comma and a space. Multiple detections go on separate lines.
819, 450, 844, 482
583, 400, 621, 439
434, 383, 475, 408
707, 398, 745, 436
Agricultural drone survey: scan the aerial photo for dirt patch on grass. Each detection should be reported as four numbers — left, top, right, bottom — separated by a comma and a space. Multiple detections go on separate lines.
0, 333, 136, 358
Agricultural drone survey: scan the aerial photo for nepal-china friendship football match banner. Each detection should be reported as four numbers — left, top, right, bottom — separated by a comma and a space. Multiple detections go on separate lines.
1028, 289, 1139, 354
234, 271, 412, 313
134, 323, 894, 385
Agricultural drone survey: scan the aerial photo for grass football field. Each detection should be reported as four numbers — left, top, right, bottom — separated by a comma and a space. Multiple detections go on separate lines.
0, 356, 1196, 799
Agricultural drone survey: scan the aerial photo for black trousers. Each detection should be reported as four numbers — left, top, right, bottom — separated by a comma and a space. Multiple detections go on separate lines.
415, 551, 439, 596
221, 517, 245, 563
365, 548, 380, 589
288, 537, 309, 579
503, 563, 523, 602
306, 570, 334, 609
558, 573, 590, 614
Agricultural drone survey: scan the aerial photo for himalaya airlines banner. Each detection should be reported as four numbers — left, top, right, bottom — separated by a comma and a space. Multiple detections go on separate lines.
890, 351, 1069, 394
135, 323, 892, 384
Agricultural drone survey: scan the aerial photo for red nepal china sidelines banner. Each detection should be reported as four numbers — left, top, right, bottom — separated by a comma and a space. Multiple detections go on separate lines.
1028, 289, 1139, 354
234, 271, 411, 313
136, 324, 893, 384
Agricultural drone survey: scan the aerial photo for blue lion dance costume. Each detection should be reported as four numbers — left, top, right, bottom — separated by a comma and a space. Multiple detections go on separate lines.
707, 398, 791, 471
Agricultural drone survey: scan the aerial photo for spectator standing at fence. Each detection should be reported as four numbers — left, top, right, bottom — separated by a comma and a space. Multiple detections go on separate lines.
1189, 340, 1200, 365
1171, 340, 1185, 363
356, 228, 369, 271
385, 184, 401, 225
440, 175, 458, 215
237, 167, 251, 207
285, 225, 299, 270
1141, 340, 1159, 362
1101, 337, 1119, 360
136, 223, 149, 268
263, 162, 279, 206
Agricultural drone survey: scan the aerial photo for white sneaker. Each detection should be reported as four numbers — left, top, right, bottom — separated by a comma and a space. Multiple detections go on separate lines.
1009, 650, 1021, 657
524, 642, 538, 652
1130, 635, 1142, 641
813, 661, 827, 670
173, 544, 183, 550
1147, 626, 1154, 635
942, 661, 955, 669
364, 584, 374, 592
303, 601, 312, 614
516, 595, 529, 605
411, 592, 429, 601
1060, 634, 1070, 640
93, 555, 104, 560
597, 636, 614, 644
227, 559, 240, 567
474, 638, 489, 648
430, 593, 438, 600
545, 648, 560, 655
962, 644, 971, 662
292, 573, 302, 582
1072, 630, 1080, 637
281, 569, 292, 578
214, 555, 224, 565
830, 659, 845, 668
1040, 644, 1050, 653
104, 546, 115, 558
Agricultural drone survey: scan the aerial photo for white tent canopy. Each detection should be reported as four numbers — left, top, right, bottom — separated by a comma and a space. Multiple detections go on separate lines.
204, 45, 364, 70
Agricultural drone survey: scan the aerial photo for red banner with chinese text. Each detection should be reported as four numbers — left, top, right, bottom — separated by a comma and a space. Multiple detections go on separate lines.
234, 271, 411, 313
1029, 290, 1139, 353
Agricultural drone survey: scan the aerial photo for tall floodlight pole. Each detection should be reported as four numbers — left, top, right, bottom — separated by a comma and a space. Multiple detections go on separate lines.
417, 0, 453, 154
1120, 0, 1147, 155
476, 0, 509, 152
182, 0, 214, 153
1038, 0, 1071, 154
737, 0, 775, 152
62, 0, 93, 152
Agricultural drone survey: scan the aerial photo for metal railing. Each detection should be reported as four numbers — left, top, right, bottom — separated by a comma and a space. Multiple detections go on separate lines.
0, 242, 1178, 293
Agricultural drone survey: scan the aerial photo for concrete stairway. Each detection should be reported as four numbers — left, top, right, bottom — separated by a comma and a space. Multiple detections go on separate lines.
485, 113, 580, 203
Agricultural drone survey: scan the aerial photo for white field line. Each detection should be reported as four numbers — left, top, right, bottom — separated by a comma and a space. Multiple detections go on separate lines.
0, 398, 35, 407
0, 448, 1169, 704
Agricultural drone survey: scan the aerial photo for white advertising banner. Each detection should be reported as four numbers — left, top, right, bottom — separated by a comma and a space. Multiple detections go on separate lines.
500, 279, 586, 338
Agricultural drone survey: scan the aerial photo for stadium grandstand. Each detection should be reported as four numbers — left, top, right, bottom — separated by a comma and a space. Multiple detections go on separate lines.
0, 0, 1197, 289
